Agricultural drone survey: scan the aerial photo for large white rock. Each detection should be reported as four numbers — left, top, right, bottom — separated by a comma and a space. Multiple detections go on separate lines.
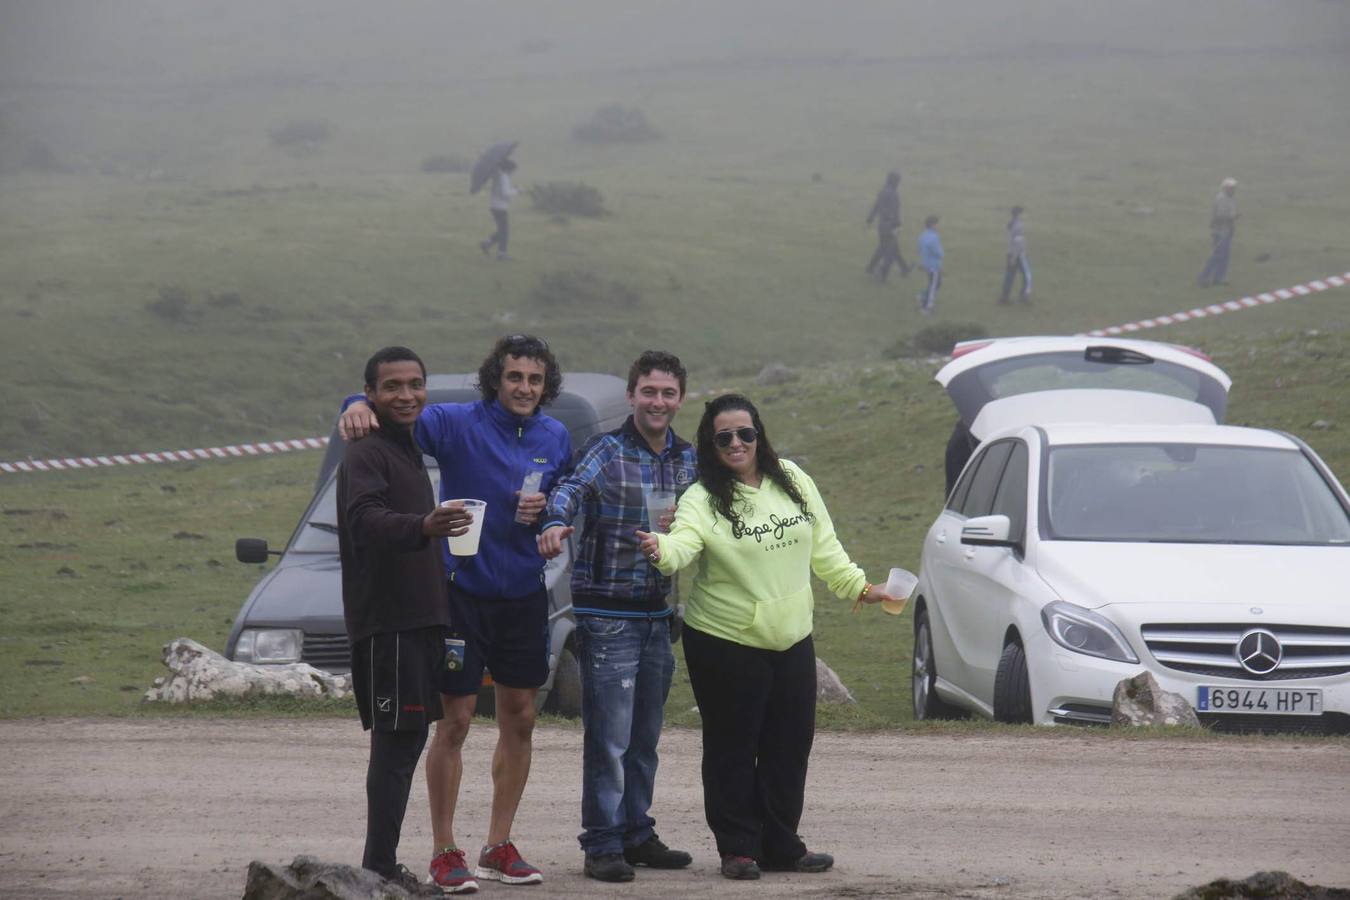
143, 638, 351, 704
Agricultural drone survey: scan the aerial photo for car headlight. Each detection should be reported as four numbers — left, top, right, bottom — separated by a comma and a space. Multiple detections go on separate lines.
234, 628, 304, 664
1040, 602, 1138, 663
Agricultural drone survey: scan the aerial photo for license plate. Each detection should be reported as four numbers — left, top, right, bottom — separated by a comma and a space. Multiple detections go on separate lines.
1197, 686, 1323, 715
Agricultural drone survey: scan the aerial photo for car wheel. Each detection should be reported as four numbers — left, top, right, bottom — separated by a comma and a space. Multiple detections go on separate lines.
543, 642, 582, 718
993, 640, 1033, 724
913, 606, 964, 720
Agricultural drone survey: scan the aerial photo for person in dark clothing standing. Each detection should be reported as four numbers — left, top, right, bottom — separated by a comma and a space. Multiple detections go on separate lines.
337, 345, 474, 890
864, 170, 911, 282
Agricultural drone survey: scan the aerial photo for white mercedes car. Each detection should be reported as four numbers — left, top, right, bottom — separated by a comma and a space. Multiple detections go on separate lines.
912, 337, 1350, 733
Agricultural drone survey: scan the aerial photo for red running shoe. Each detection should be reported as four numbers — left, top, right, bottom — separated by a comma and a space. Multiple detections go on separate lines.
475, 840, 543, 885
428, 848, 478, 894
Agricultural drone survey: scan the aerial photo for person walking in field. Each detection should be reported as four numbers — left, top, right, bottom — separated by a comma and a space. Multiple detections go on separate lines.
864, 170, 911, 282
917, 215, 944, 315
997, 205, 1031, 304
480, 158, 519, 261
1197, 177, 1238, 288
336, 345, 474, 892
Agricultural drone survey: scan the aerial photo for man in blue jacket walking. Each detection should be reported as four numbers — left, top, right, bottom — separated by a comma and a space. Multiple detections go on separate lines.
537, 350, 698, 883
340, 334, 569, 892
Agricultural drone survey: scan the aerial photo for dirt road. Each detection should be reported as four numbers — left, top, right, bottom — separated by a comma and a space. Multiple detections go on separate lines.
0, 718, 1346, 899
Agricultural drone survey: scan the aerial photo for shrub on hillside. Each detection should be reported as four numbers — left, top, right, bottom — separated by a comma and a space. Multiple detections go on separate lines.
147, 286, 193, 323
572, 105, 662, 143
883, 322, 987, 358
528, 181, 607, 218
268, 118, 332, 152
420, 153, 471, 173
531, 267, 641, 309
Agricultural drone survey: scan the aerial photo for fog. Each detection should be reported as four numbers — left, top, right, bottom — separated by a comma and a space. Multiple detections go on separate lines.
1, 0, 1348, 455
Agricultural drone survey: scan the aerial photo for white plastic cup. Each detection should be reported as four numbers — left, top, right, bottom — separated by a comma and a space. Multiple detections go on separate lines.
444, 499, 487, 556
881, 567, 918, 616
644, 490, 677, 533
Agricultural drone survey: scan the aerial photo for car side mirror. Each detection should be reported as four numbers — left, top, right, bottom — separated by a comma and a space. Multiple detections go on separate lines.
960, 514, 1017, 548
236, 537, 280, 563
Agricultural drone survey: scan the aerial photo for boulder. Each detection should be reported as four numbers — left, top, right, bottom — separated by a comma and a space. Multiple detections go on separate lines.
143, 638, 351, 704
1172, 870, 1350, 899
243, 855, 440, 899
816, 657, 855, 705
1111, 671, 1200, 727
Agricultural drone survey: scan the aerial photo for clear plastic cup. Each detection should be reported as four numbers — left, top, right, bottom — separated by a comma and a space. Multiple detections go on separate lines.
881, 567, 918, 616
444, 499, 487, 556
514, 470, 544, 524
644, 490, 676, 533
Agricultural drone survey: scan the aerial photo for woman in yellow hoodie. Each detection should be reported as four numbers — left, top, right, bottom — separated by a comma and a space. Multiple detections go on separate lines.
637, 393, 898, 881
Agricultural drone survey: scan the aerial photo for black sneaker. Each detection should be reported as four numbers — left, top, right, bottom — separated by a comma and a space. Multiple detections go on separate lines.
585, 853, 636, 882
385, 863, 442, 897
720, 855, 761, 880
625, 836, 692, 869
761, 850, 834, 874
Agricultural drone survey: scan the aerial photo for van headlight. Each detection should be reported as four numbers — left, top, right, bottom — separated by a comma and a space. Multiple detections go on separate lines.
1040, 602, 1138, 663
234, 628, 303, 664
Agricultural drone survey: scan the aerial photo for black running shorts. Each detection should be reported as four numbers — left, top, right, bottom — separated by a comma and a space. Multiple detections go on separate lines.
351, 625, 447, 732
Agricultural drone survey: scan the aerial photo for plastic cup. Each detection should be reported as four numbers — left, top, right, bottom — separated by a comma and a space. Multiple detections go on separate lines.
444, 499, 486, 556
644, 490, 676, 533
881, 567, 918, 616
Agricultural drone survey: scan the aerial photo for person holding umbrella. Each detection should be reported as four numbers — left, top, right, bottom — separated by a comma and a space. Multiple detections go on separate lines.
472, 141, 520, 261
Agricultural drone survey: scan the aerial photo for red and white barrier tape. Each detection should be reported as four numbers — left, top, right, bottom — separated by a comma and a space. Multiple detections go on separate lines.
1080, 271, 1349, 337
0, 436, 329, 475
4, 271, 1347, 475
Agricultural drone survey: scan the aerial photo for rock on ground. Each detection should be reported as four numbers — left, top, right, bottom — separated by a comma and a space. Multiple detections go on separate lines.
143, 637, 351, 704
243, 855, 439, 899
1172, 870, 1350, 899
1112, 670, 1200, 727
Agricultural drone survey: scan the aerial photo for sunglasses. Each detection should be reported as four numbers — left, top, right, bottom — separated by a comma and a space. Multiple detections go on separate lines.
713, 427, 758, 448
504, 334, 549, 352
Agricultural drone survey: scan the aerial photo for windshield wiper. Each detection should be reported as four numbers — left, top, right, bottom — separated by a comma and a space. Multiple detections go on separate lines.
307, 521, 339, 534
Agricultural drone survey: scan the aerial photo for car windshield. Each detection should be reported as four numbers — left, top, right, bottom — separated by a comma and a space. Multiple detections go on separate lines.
979, 351, 1206, 403
1045, 443, 1350, 545
289, 464, 441, 553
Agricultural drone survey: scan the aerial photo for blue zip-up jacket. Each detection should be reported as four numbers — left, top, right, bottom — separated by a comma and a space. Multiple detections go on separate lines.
342, 395, 572, 599
919, 227, 944, 272
542, 416, 697, 616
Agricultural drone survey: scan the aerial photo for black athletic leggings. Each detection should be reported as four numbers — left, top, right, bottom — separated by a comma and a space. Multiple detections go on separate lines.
362, 727, 429, 878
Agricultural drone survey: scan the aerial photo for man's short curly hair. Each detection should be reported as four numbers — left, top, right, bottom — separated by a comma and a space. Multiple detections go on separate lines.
476, 334, 563, 409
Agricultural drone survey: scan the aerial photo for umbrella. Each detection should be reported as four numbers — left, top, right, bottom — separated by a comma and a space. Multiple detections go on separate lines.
470, 140, 518, 194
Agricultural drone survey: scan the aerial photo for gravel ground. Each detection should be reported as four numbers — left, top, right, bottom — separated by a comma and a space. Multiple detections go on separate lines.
0, 718, 1347, 899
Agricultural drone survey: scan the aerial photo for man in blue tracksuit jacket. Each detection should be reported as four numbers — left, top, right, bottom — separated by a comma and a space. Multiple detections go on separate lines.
339, 334, 568, 890
537, 351, 697, 883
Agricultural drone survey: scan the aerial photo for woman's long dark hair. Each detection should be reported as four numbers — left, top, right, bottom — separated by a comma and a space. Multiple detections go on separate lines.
696, 393, 809, 533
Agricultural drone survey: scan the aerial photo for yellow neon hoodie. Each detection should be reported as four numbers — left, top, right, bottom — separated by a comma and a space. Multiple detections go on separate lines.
652, 460, 867, 651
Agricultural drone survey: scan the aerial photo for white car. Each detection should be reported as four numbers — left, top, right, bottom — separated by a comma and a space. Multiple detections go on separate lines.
913, 338, 1350, 733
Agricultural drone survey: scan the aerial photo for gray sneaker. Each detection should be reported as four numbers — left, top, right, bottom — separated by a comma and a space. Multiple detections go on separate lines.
584, 853, 635, 883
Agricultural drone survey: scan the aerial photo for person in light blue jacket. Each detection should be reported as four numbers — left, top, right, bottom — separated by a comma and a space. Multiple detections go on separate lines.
917, 215, 944, 315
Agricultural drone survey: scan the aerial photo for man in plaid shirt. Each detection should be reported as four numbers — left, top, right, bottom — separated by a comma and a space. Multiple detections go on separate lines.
537, 350, 697, 883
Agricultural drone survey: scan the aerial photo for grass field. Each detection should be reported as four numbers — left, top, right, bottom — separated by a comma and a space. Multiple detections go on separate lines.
1, 0, 1348, 725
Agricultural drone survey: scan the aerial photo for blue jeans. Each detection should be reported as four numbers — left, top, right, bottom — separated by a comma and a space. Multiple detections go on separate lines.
575, 614, 675, 857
